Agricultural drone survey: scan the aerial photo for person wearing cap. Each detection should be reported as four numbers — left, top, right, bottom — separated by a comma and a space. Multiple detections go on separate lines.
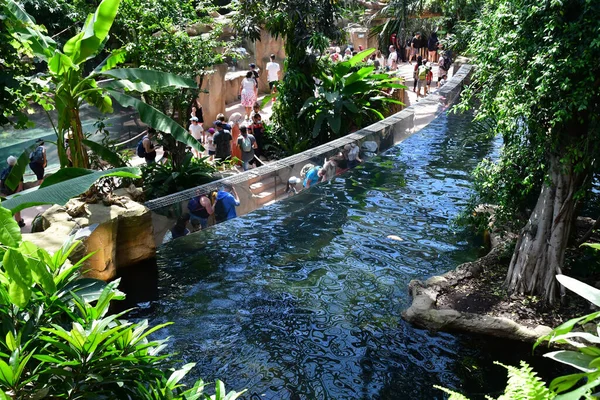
285, 176, 301, 195
237, 125, 257, 171
0, 156, 25, 227
213, 120, 232, 162
189, 116, 204, 158
215, 113, 232, 131
300, 163, 321, 188
249, 62, 260, 89
28, 139, 47, 185
265, 54, 280, 94
205, 128, 216, 161
214, 184, 240, 223
240, 71, 258, 120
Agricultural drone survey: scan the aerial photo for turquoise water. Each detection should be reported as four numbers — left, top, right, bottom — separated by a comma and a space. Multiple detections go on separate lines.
143, 111, 557, 399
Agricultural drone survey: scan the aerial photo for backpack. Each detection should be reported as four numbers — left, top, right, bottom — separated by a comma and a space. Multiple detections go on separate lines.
441, 55, 451, 71
137, 136, 147, 158
214, 198, 227, 222
29, 146, 43, 164
240, 136, 252, 152
0, 167, 11, 190
418, 65, 428, 80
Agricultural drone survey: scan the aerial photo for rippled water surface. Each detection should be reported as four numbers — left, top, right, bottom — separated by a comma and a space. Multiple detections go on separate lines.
145, 112, 547, 399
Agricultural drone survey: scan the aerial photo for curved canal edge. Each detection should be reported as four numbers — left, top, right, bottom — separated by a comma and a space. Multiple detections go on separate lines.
145, 64, 475, 245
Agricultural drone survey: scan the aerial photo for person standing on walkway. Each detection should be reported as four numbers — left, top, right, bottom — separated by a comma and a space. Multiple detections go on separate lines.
214, 184, 240, 223
237, 126, 257, 171
409, 32, 422, 64
28, 139, 46, 185
240, 71, 258, 120
266, 54, 280, 94
427, 30, 439, 63
1, 156, 25, 227
190, 102, 204, 127
387, 45, 398, 71
143, 128, 157, 164
189, 117, 203, 157
213, 121, 232, 163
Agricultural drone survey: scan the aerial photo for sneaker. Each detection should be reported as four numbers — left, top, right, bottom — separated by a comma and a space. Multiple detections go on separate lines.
18, 219, 25, 228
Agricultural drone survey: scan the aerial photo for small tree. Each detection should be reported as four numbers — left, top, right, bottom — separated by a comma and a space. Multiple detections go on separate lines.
461, 0, 600, 303
5, 0, 202, 169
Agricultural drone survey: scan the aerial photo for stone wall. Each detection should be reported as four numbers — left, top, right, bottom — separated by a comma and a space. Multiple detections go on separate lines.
147, 65, 473, 245
26, 196, 156, 282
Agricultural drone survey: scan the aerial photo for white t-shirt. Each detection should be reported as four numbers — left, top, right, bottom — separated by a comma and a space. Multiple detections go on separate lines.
242, 77, 256, 92
189, 123, 203, 140
387, 52, 398, 69
347, 144, 360, 161
375, 56, 385, 68
266, 61, 280, 82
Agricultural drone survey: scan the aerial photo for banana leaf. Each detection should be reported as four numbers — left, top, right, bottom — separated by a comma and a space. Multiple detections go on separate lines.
63, 0, 121, 65
3, 167, 141, 214
107, 90, 203, 152
82, 139, 126, 167
5, 147, 33, 192
101, 68, 198, 91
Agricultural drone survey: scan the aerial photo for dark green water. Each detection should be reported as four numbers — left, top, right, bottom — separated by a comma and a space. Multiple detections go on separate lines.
144, 111, 559, 399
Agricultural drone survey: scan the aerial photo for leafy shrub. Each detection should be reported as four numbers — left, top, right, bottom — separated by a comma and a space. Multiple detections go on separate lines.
142, 153, 217, 200
0, 205, 243, 399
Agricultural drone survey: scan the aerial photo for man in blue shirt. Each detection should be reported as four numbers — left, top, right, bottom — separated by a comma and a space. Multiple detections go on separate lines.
214, 185, 240, 223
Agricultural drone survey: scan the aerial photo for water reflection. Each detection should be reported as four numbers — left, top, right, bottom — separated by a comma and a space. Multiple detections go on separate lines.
144, 111, 530, 399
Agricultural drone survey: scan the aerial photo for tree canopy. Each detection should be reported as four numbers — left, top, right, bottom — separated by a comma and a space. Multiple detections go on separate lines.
461, 0, 600, 302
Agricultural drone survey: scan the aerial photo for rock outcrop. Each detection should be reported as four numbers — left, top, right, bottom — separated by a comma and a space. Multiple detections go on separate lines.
25, 195, 156, 281
402, 237, 552, 343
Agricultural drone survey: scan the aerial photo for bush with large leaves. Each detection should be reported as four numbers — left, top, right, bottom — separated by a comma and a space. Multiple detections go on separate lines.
299, 48, 405, 144
4, 0, 202, 170
0, 205, 244, 398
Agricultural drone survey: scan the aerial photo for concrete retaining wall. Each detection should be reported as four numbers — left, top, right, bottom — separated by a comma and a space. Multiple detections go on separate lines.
147, 64, 474, 245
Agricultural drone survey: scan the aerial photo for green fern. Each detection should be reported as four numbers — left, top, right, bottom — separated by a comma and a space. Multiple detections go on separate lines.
495, 361, 552, 400
433, 385, 471, 400
435, 361, 553, 400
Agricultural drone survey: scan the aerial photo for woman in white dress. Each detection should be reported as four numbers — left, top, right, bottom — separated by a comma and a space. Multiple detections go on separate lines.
240, 71, 257, 120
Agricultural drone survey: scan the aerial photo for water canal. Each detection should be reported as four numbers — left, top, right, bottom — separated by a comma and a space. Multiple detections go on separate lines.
141, 110, 560, 399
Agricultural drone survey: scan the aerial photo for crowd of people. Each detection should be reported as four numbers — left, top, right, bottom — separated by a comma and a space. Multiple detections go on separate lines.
326, 30, 452, 97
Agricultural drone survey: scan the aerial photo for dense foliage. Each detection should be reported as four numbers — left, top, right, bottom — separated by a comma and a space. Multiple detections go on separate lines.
232, 0, 345, 156
300, 49, 404, 143
458, 0, 600, 303
0, 205, 244, 399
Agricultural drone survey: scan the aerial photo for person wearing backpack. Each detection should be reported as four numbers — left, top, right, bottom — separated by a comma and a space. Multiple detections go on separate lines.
28, 139, 46, 185
417, 60, 431, 96
137, 128, 157, 164
237, 125, 257, 171
437, 46, 452, 88
187, 190, 215, 230
1, 156, 25, 227
214, 184, 240, 223
412, 56, 422, 92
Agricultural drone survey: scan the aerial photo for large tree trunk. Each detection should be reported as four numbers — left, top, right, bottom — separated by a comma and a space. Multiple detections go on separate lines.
505, 154, 584, 304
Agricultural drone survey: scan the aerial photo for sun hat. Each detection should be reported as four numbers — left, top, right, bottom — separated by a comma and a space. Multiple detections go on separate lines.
190, 117, 198, 121
7, 156, 17, 166
207, 128, 215, 134
288, 176, 301, 185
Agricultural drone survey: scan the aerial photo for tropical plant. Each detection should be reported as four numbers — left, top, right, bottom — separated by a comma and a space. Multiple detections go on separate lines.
232, 0, 344, 155
142, 153, 217, 200
0, 205, 245, 398
436, 271, 600, 399
457, 0, 600, 303
299, 48, 405, 143
4, 0, 203, 170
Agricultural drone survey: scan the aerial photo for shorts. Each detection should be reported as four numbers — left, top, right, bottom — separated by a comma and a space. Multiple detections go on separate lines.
208, 150, 216, 155
417, 79, 426, 89
411, 47, 419, 56
269, 81, 277, 90
29, 162, 44, 180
